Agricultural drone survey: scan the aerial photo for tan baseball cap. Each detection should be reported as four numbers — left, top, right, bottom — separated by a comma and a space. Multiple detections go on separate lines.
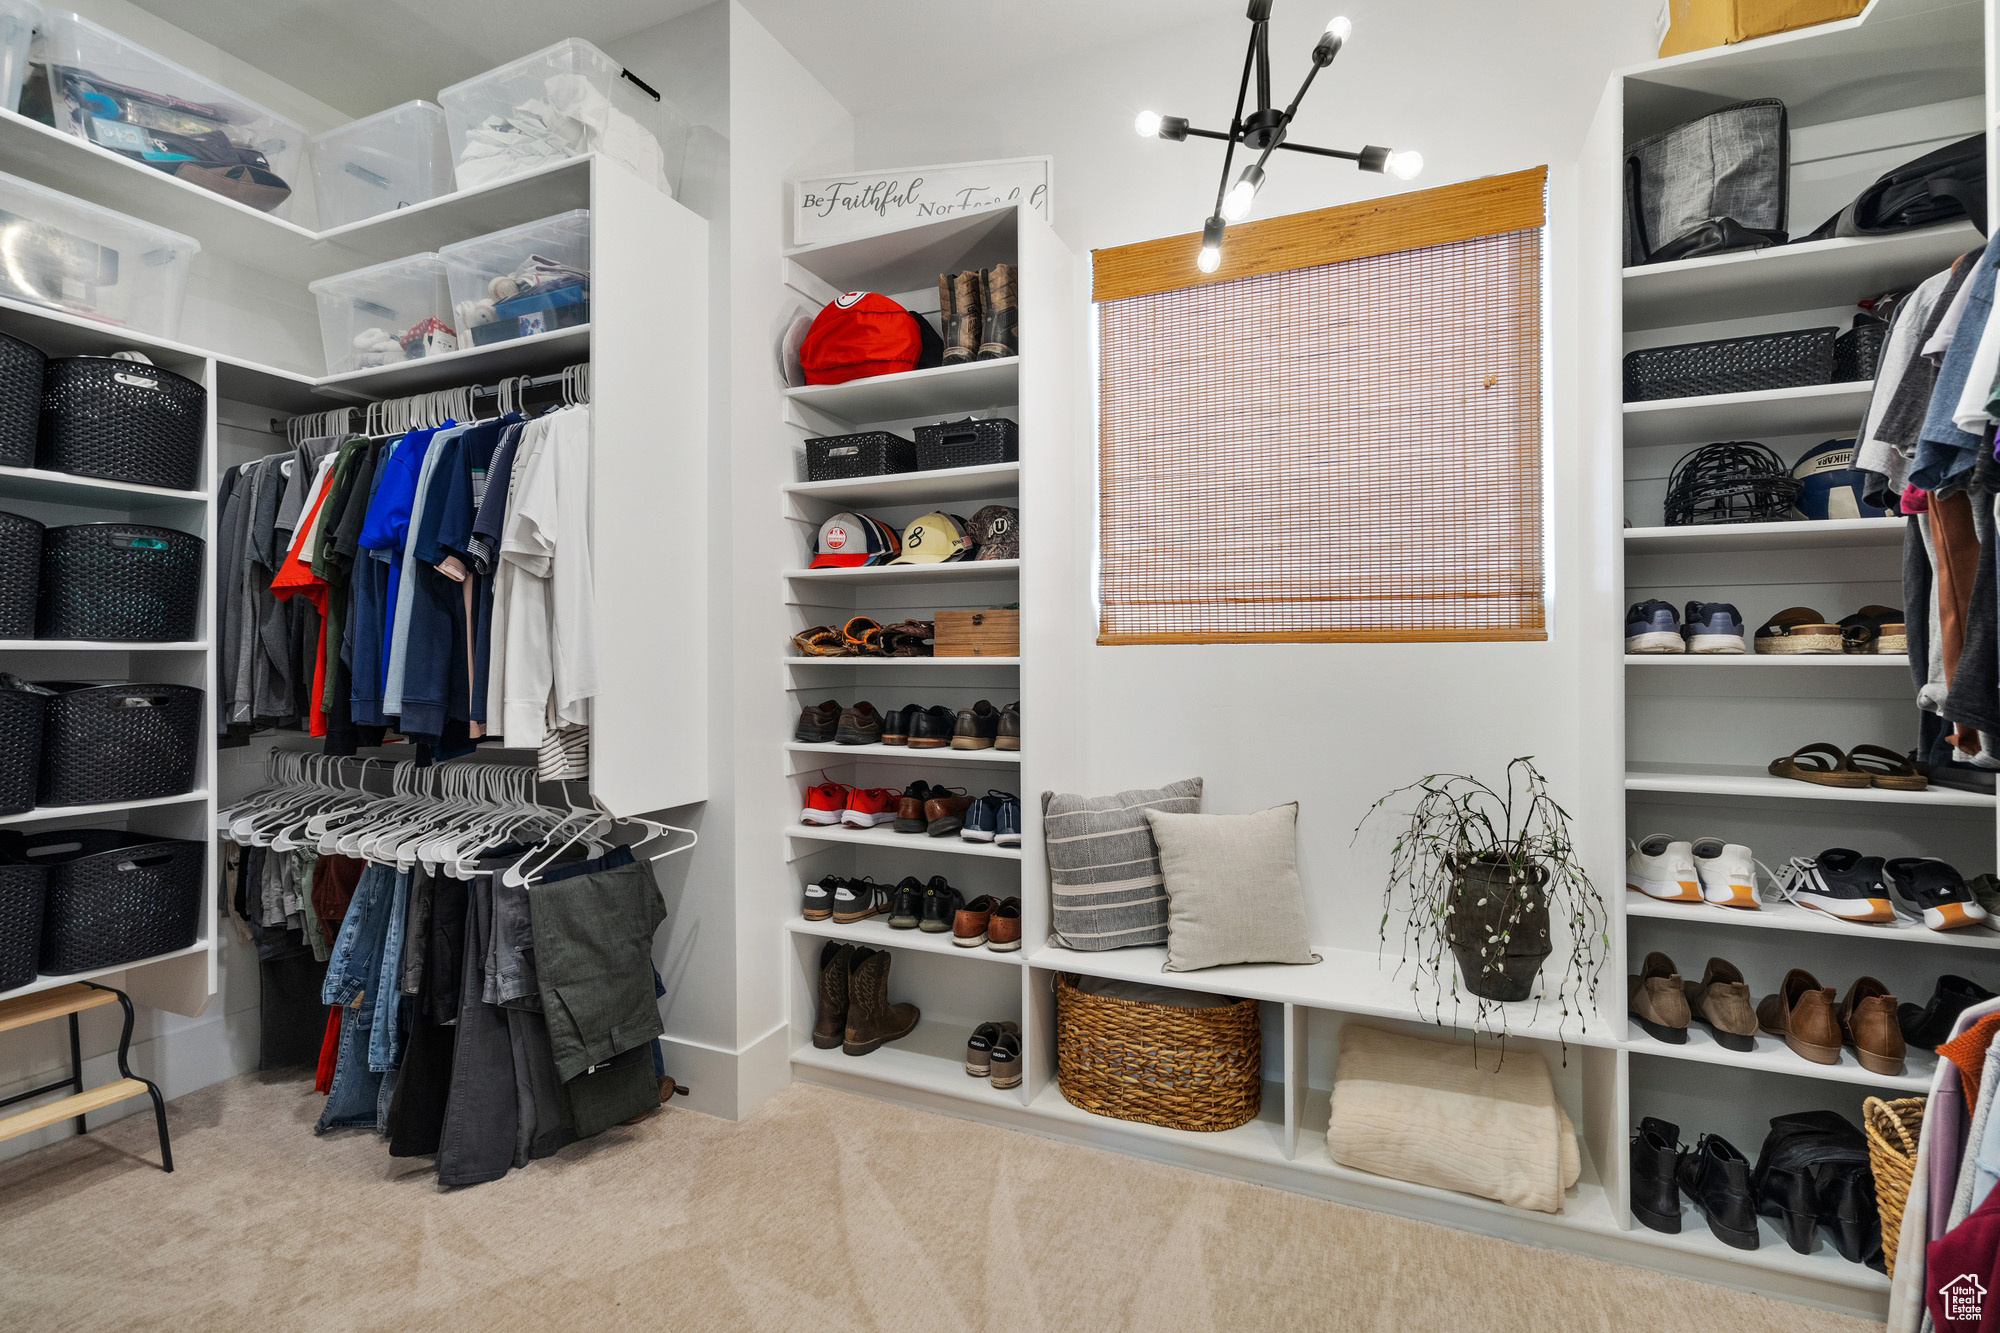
884, 511, 972, 565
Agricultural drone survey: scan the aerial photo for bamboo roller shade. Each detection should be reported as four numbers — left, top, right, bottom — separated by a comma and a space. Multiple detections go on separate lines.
1095, 178, 1547, 645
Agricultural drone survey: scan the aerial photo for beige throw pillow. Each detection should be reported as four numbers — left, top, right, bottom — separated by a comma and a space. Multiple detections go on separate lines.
1144, 803, 1320, 972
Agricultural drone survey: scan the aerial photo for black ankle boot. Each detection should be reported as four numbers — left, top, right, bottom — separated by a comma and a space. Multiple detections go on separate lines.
1631, 1116, 1684, 1233
1678, 1133, 1760, 1250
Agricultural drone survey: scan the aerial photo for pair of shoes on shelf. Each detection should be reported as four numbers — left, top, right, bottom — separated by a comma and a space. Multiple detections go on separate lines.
883, 700, 1021, 750
891, 781, 979, 836
1625, 599, 1745, 654
1767, 742, 1926, 791
794, 699, 889, 745
951, 894, 1021, 951
883, 875, 967, 934
1628, 952, 1757, 1050
799, 781, 907, 829
1753, 605, 1905, 655
938, 264, 1018, 364
799, 875, 891, 924
965, 1020, 1021, 1086
1626, 835, 1758, 908
1756, 967, 1905, 1075
1771, 849, 1986, 930
961, 791, 1021, 846
812, 942, 919, 1056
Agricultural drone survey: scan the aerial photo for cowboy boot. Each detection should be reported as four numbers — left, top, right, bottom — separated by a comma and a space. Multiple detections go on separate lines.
944, 270, 982, 363
811, 941, 855, 1049
842, 947, 920, 1055
977, 264, 1017, 360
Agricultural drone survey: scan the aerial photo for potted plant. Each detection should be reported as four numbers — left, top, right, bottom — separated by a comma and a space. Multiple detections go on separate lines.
1355, 757, 1606, 1046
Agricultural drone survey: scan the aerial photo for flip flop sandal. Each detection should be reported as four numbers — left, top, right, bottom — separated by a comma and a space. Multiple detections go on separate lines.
1845, 744, 1928, 790
1767, 743, 1873, 788
1754, 608, 1840, 655
842, 616, 886, 655
791, 626, 853, 657
1839, 605, 1907, 655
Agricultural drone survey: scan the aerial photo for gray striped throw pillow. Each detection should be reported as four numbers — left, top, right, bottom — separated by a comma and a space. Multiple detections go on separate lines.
1042, 778, 1202, 951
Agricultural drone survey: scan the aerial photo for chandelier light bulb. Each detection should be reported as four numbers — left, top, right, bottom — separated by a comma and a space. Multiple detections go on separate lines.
1221, 164, 1265, 222
1197, 216, 1225, 273
1386, 149, 1424, 180
1134, 109, 1164, 138
1325, 15, 1352, 41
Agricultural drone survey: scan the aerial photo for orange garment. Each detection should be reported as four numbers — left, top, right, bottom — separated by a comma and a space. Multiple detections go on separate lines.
270, 468, 334, 736
1939, 1010, 2000, 1106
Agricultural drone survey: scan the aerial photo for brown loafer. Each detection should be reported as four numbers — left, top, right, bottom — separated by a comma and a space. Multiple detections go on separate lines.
923, 790, 975, 837
1683, 957, 1757, 1052
1628, 951, 1690, 1044
986, 896, 1022, 951
1839, 976, 1906, 1076
1757, 968, 1842, 1064
952, 894, 999, 947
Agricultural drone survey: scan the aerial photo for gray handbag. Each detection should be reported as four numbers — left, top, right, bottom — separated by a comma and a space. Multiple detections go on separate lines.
1625, 98, 1789, 266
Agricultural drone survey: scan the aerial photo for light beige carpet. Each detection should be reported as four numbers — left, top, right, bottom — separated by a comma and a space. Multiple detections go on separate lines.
0, 1073, 1880, 1333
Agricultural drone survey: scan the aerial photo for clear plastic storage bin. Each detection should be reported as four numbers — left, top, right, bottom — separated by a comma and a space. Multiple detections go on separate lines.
437, 38, 685, 196
308, 253, 456, 375
309, 100, 454, 229
0, 167, 198, 337
0, 0, 41, 114
38, 11, 308, 220
440, 210, 590, 349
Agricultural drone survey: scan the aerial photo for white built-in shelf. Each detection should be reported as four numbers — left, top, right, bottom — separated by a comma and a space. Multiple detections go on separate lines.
0, 640, 206, 652
787, 915, 1024, 964
1621, 381, 1874, 448
790, 1021, 1027, 1107
0, 789, 210, 828
0, 465, 208, 511
784, 656, 1020, 668
785, 462, 1021, 508
1624, 653, 1909, 667
785, 558, 1020, 586
1626, 764, 1993, 808
1622, 222, 1979, 330
784, 207, 1018, 296
1028, 942, 1620, 1049
785, 359, 1019, 426
1624, 1019, 1935, 1093
788, 741, 1020, 767
315, 324, 590, 399
787, 823, 1022, 860
0, 940, 210, 1002
1627, 891, 2000, 951
1631, 1205, 1889, 1292
1032, 1078, 1295, 1170
1623, 517, 1904, 554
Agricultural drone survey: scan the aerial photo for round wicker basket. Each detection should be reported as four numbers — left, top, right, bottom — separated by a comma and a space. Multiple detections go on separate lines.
1053, 971, 1261, 1133
1863, 1094, 1926, 1277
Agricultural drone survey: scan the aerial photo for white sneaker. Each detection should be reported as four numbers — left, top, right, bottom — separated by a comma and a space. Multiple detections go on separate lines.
1691, 838, 1759, 909
1627, 835, 1701, 902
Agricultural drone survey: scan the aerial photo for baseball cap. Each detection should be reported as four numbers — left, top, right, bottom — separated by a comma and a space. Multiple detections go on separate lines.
966, 505, 1018, 561
799, 292, 944, 385
885, 511, 972, 565
809, 510, 901, 567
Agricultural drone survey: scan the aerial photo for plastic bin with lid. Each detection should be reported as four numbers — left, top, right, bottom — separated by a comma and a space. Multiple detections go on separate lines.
437, 38, 686, 196
0, 0, 41, 115
38, 10, 309, 219
308, 253, 456, 375
309, 100, 454, 229
440, 210, 590, 349
0, 167, 198, 337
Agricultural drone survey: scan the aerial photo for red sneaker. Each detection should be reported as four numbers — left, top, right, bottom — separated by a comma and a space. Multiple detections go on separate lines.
801, 781, 853, 825
841, 787, 902, 828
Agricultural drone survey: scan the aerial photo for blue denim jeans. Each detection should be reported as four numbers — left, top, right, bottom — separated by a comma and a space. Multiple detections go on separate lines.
315, 863, 395, 1132
369, 869, 410, 1073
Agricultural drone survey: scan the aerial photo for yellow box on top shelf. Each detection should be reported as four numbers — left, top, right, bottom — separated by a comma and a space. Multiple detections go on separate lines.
1657, 0, 1866, 56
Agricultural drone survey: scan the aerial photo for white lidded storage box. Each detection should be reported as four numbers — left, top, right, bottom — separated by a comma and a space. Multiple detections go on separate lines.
0, 0, 41, 114
309, 100, 454, 229
440, 209, 589, 349
0, 167, 197, 336
38, 10, 309, 220
437, 38, 684, 196
308, 253, 456, 375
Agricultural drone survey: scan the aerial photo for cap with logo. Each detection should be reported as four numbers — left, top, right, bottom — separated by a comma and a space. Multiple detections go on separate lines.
799, 291, 944, 386
885, 511, 973, 565
965, 505, 1018, 561
809, 510, 903, 568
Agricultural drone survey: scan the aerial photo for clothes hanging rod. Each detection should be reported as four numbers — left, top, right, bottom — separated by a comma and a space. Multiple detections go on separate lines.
266, 362, 589, 433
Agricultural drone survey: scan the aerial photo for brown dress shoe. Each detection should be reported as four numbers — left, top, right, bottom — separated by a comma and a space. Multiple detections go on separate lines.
843, 948, 919, 1055
952, 894, 999, 947
1839, 976, 1906, 1076
986, 896, 1022, 952
1683, 957, 1758, 1052
1628, 951, 1690, 1044
996, 701, 1020, 752
1756, 968, 1842, 1064
923, 790, 975, 837
812, 941, 854, 1050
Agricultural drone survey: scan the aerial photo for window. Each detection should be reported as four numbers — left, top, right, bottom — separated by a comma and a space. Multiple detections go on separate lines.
1092, 167, 1547, 644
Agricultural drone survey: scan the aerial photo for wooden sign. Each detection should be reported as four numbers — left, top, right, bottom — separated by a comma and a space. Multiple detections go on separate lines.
792, 157, 1053, 245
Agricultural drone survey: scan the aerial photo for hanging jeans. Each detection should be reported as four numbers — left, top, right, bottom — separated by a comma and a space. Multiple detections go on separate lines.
315, 862, 396, 1132
368, 868, 411, 1073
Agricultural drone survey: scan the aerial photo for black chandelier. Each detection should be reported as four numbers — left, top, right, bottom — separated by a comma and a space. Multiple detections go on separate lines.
1136, 1, 1422, 272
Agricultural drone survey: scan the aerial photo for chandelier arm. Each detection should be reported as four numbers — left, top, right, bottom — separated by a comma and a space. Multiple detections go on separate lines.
1269, 141, 1364, 161
1215, 27, 1259, 219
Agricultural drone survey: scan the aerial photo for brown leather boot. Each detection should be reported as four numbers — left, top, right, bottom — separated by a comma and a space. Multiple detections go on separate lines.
977, 264, 1016, 360
1757, 968, 1841, 1064
1839, 976, 1906, 1076
942, 270, 982, 363
1628, 951, 1690, 1044
1683, 957, 1758, 1052
843, 947, 919, 1055
812, 942, 855, 1050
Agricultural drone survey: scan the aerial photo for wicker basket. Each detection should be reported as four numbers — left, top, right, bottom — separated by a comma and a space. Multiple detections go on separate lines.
0, 508, 43, 639
0, 858, 43, 991
0, 330, 47, 469
37, 357, 206, 491
806, 430, 916, 481
914, 417, 1019, 471
4, 829, 204, 974
1623, 327, 1837, 402
1053, 971, 1261, 1132
1863, 1094, 1926, 1277
0, 686, 46, 816
36, 523, 203, 642
37, 681, 202, 807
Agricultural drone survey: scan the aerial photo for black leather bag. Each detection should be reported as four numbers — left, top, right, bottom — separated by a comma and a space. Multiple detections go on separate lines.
1803, 132, 1987, 241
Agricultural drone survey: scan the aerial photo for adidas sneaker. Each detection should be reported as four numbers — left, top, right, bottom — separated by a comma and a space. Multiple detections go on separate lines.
1690, 838, 1759, 908
1882, 857, 1991, 931
1627, 835, 1701, 902
801, 874, 841, 921
1625, 600, 1684, 655
832, 876, 890, 924
1773, 849, 1893, 923
1682, 601, 1746, 654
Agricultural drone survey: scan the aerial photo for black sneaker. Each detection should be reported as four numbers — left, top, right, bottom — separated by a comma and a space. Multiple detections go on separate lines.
887, 876, 926, 929
920, 878, 965, 932
832, 876, 889, 924
794, 699, 841, 743
881, 704, 919, 746
893, 780, 937, 834
801, 874, 841, 921
1681, 601, 1745, 654
1773, 849, 1892, 923
1882, 857, 1991, 931
1625, 599, 1682, 654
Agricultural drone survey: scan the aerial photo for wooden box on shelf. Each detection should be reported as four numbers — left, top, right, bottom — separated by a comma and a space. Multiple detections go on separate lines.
935, 609, 1018, 657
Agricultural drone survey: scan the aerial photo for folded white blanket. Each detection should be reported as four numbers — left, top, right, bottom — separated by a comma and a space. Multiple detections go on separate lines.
1327, 1024, 1580, 1214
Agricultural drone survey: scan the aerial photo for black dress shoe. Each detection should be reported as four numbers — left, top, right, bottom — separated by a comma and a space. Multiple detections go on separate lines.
1630, 1116, 1684, 1234
909, 705, 957, 750
1677, 1133, 1759, 1250
919, 879, 964, 933
881, 704, 919, 746
1900, 974, 1997, 1050
1750, 1110, 1880, 1263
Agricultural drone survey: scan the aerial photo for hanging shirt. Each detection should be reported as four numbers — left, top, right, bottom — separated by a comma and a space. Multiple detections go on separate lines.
269, 454, 339, 736
359, 424, 443, 707
384, 424, 465, 717
500, 406, 597, 746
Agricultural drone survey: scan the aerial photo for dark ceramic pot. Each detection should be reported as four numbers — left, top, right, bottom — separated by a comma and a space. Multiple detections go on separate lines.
1444, 853, 1551, 1002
